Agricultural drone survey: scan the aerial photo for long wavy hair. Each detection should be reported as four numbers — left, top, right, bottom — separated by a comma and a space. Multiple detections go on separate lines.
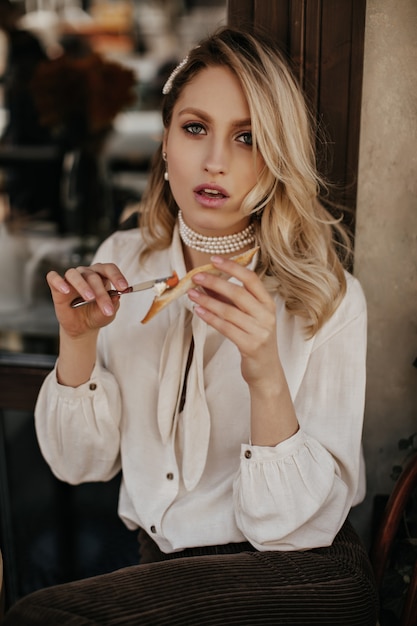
140, 27, 352, 336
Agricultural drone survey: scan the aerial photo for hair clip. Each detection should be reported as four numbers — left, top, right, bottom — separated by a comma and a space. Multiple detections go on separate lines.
162, 55, 189, 95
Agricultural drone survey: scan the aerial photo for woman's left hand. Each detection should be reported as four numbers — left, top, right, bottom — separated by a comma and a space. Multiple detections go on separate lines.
187, 255, 280, 388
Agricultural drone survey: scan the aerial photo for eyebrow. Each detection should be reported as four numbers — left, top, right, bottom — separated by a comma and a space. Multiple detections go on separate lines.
178, 107, 251, 129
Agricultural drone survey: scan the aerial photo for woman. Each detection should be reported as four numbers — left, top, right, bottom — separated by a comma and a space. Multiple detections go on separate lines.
4, 27, 378, 625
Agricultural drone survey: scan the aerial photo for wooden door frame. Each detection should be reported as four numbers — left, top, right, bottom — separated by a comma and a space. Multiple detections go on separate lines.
227, 0, 367, 232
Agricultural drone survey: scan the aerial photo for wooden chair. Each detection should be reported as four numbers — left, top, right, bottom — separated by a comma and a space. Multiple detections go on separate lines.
371, 451, 417, 626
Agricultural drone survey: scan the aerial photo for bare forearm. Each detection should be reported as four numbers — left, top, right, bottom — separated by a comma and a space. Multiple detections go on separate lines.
56, 328, 99, 387
250, 377, 299, 447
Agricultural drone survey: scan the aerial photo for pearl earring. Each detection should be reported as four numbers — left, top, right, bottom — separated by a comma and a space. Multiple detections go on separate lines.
162, 152, 169, 181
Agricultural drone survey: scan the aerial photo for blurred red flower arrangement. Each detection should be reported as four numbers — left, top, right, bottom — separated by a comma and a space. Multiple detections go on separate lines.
30, 51, 137, 148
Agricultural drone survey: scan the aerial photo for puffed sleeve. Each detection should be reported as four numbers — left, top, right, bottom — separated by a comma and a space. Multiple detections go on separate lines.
34, 361, 122, 484
233, 277, 367, 550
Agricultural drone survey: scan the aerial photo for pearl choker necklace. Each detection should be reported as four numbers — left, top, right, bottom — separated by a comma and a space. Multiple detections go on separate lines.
178, 210, 255, 255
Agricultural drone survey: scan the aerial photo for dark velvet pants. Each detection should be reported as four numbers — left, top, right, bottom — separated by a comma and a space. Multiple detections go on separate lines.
3, 520, 378, 625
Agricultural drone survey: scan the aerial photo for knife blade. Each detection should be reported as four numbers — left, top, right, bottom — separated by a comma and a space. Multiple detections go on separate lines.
70, 274, 178, 308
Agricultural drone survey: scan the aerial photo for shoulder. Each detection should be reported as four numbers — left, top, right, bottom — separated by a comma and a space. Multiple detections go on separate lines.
331, 271, 367, 329
312, 272, 367, 348
342, 271, 367, 319
93, 229, 146, 271
92, 227, 174, 279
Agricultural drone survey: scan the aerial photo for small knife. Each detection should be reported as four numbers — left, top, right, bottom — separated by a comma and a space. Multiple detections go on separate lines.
70, 274, 178, 308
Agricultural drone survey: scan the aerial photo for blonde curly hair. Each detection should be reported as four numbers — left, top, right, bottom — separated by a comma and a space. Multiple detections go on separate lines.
140, 27, 352, 337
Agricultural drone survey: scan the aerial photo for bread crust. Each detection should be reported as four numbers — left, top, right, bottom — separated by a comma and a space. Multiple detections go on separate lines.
141, 247, 259, 324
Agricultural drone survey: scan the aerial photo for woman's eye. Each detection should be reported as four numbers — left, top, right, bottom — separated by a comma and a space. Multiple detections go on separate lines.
237, 131, 253, 146
183, 123, 206, 135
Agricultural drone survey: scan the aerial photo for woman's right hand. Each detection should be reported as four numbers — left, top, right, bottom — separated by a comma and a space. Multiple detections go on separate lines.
46, 262, 129, 339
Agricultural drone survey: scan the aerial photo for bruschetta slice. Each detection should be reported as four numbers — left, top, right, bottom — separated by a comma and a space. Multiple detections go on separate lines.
141, 247, 259, 324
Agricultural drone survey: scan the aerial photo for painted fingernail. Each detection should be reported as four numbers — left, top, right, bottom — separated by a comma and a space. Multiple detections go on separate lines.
117, 279, 128, 290
188, 288, 200, 298
60, 283, 70, 294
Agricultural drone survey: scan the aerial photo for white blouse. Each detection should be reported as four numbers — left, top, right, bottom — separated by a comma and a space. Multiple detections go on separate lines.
35, 226, 367, 553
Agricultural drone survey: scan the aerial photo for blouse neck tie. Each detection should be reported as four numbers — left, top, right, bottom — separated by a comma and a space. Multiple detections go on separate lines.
156, 226, 212, 491
157, 304, 211, 492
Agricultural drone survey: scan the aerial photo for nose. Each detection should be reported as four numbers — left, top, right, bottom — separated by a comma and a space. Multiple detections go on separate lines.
203, 137, 228, 175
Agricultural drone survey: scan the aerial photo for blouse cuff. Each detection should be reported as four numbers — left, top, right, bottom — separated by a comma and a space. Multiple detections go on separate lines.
51, 360, 107, 398
241, 429, 309, 462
